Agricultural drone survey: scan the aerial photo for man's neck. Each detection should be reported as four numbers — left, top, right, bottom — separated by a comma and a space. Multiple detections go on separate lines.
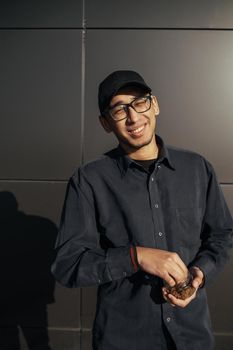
123, 136, 159, 161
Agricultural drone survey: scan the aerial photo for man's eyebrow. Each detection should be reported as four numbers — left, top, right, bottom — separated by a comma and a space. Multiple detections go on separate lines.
109, 101, 125, 109
109, 96, 137, 109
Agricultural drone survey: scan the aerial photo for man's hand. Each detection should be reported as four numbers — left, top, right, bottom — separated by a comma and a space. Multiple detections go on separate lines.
162, 266, 204, 308
136, 247, 188, 287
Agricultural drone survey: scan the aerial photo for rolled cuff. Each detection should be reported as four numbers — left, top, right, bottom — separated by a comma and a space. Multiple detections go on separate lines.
107, 246, 135, 280
190, 256, 216, 286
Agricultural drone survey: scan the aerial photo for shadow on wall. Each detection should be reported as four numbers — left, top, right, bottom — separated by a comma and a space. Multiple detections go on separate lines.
0, 191, 57, 350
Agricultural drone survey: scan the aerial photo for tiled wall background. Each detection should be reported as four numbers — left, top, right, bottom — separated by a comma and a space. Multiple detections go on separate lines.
0, 1, 233, 349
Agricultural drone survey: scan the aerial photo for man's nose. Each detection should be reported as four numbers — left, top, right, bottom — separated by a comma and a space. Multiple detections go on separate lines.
126, 106, 140, 123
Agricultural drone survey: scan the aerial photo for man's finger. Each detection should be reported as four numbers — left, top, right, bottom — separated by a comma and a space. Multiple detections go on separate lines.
192, 278, 201, 289
162, 273, 176, 287
173, 254, 189, 276
162, 288, 176, 307
166, 290, 197, 308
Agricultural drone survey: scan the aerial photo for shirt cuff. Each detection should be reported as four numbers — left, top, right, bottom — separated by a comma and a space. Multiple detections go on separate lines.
190, 256, 216, 286
107, 246, 135, 280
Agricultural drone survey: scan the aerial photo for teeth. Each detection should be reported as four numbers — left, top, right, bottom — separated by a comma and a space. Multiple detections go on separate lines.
129, 125, 144, 134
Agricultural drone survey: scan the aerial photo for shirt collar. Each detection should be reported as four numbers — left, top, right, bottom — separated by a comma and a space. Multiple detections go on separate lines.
115, 134, 175, 176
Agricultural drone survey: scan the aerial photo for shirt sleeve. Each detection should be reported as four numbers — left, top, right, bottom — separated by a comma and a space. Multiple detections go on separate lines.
51, 169, 135, 288
190, 160, 233, 286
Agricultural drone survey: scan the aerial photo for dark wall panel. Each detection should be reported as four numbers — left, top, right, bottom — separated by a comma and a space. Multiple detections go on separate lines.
207, 250, 233, 332
86, 0, 233, 28
0, 181, 66, 223
19, 329, 81, 350
222, 186, 233, 213
82, 331, 92, 350
0, 181, 80, 350
48, 330, 80, 350
84, 30, 233, 183
0, 0, 82, 28
215, 335, 233, 350
49, 284, 80, 328
81, 287, 97, 328
0, 30, 82, 180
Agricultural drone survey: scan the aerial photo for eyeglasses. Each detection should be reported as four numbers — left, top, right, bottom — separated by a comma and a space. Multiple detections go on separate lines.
106, 94, 153, 121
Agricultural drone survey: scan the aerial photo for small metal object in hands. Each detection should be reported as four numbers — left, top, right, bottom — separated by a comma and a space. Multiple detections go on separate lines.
165, 272, 196, 300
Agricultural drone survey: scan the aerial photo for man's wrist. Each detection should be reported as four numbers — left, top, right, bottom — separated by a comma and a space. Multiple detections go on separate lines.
130, 246, 140, 272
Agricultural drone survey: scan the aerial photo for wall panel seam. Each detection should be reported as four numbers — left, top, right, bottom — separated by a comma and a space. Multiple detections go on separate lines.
80, 2, 86, 348
1, 27, 232, 31
214, 332, 233, 336
0, 27, 83, 30
85, 27, 233, 31
47, 327, 82, 331
0, 180, 68, 183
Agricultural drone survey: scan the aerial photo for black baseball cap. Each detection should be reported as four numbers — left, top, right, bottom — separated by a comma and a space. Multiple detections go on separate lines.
98, 70, 151, 116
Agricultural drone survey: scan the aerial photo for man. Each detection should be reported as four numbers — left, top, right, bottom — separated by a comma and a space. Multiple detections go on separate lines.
52, 70, 233, 349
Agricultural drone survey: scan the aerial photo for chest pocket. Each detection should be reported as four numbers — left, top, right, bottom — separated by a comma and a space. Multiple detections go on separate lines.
171, 207, 204, 247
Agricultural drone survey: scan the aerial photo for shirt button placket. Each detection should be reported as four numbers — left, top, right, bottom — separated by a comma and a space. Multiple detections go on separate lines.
149, 172, 165, 250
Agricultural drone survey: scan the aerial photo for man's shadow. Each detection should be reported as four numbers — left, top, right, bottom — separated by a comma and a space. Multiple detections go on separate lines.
0, 191, 57, 350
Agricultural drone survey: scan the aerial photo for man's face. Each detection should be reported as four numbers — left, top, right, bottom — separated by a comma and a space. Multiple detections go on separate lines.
100, 86, 159, 154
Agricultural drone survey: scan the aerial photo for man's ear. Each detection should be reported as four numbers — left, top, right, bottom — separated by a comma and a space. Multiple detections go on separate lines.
99, 115, 112, 133
152, 96, 160, 116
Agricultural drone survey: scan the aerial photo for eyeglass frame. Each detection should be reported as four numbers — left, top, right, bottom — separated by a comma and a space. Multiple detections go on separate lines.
104, 94, 153, 121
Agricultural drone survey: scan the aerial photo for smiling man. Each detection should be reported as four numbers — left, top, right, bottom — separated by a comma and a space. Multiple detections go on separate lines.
52, 70, 233, 350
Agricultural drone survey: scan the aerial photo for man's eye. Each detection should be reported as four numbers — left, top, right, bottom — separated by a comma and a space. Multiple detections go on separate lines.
113, 107, 124, 115
134, 98, 146, 107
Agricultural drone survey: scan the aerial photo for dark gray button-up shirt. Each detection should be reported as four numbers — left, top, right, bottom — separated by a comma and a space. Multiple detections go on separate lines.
52, 135, 233, 350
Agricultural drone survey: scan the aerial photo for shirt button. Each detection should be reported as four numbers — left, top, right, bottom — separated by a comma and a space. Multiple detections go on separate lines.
158, 232, 163, 237
166, 317, 171, 323
151, 177, 154, 181
158, 165, 161, 169
155, 204, 159, 208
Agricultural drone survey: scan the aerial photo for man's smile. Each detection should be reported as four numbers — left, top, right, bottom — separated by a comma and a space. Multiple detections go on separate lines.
127, 123, 147, 137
